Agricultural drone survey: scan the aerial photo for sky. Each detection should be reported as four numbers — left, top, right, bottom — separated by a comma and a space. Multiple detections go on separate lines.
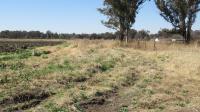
0, 0, 199, 34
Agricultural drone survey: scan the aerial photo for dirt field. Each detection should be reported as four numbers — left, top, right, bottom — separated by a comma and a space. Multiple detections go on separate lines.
0, 39, 65, 52
0, 40, 200, 112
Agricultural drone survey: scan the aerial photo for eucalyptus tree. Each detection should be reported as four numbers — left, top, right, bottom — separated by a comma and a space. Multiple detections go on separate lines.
99, 0, 147, 43
155, 0, 200, 43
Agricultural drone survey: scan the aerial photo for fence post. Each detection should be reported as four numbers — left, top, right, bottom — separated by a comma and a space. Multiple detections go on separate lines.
154, 39, 156, 51
154, 38, 159, 51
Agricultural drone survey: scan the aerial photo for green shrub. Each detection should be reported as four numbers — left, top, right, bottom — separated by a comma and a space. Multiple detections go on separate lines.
119, 106, 128, 112
100, 60, 115, 72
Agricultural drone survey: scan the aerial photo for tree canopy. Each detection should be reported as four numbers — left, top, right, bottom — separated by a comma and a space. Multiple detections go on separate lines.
155, 0, 200, 43
98, 0, 147, 42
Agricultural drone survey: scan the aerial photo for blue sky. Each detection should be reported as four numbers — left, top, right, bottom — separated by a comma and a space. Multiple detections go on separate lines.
0, 0, 199, 34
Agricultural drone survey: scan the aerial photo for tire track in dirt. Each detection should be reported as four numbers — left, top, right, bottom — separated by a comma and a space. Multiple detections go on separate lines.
77, 71, 140, 112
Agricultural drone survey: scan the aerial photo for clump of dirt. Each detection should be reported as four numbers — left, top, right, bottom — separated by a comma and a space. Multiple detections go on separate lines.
86, 64, 103, 74
0, 88, 54, 111
57, 76, 73, 85
57, 76, 88, 85
73, 76, 88, 82
79, 97, 106, 108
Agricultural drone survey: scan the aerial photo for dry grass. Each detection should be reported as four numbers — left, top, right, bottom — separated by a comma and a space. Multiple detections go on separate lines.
0, 39, 200, 112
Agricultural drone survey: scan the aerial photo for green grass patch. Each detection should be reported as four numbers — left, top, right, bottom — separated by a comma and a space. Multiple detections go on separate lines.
95, 57, 116, 72
15, 59, 74, 82
32, 50, 51, 57
45, 103, 69, 112
0, 49, 32, 61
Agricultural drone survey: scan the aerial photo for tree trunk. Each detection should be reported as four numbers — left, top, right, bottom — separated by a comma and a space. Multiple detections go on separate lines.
119, 24, 125, 42
119, 28, 124, 42
182, 29, 187, 43
186, 14, 192, 44
179, 19, 187, 43
186, 26, 191, 44
119, 32, 124, 41
125, 29, 129, 44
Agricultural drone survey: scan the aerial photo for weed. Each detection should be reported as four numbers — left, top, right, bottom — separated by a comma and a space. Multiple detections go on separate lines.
10, 61, 25, 70
100, 60, 115, 72
18, 69, 34, 81
46, 103, 69, 112
32, 50, 50, 57
144, 89, 155, 95
42, 55, 49, 59
122, 72, 139, 86
158, 104, 165, 110
17, 50, 32, 59
79, 85, 87, 90
0, 62, 7, 70
87, 48, 96, 54
42, 50, 51, 54
176, 101, 186, 107
63, 59, 73, 70
95, 91, 104, 97
136, 83, 147, 89
80, 92, 88, 100
74, 103, 85, 112
119, 106, 128, 112
72, 95, 79, 103
32, 50, 43, 56
95, 56, 116, 72
182, 90, 189, 96
157, 55, 170, 62
0, 75, 10, 84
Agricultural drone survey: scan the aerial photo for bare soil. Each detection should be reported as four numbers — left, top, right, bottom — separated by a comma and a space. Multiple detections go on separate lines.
0, 39, 64, 52
0, 88, 54, 112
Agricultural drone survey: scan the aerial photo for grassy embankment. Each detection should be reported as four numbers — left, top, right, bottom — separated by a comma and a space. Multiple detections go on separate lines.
0, 40, 200, 112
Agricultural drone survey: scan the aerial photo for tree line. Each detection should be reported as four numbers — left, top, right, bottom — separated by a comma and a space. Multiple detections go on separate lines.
0, 30, 150, 40
0, 30, 117, 39
1, 29, 200, 40
99, 0, 200, 44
